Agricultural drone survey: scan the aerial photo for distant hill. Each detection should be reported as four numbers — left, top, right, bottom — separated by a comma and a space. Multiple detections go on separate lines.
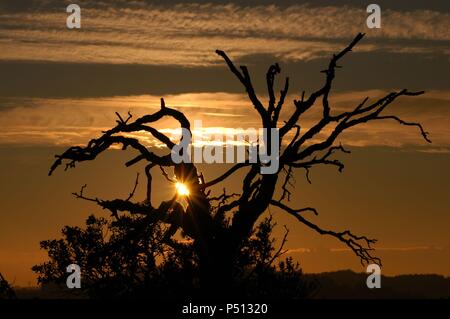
11, 270, 450, 299
306, 270, 450, 299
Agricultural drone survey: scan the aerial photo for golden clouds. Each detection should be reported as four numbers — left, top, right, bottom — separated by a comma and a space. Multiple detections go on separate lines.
0, 91, 448, 150
0, 4, 449, 65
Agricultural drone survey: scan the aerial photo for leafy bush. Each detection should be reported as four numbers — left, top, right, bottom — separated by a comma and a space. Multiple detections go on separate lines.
33, 214, 316, 299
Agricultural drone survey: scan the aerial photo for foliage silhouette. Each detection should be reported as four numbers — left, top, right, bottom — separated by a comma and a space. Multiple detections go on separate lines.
0, 272, 16, 299
38, 33, 430, 297
33, 215, 315, 298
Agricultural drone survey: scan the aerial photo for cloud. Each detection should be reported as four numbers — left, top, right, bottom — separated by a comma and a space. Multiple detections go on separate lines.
0, 3, 448, 66
286, 247, 312, 254
330, 246, 445, 252
0, 90, 448, 149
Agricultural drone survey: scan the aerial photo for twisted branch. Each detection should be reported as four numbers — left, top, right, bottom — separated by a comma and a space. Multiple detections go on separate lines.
270, 200, 380, 266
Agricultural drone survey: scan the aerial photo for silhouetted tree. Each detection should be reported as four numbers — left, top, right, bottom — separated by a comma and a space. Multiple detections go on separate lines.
44, 33, 430, 296
0, 272, 16, 299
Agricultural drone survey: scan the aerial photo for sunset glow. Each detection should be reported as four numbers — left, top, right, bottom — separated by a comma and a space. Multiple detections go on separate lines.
175, 182, 190, 197
0, 0, 449, 293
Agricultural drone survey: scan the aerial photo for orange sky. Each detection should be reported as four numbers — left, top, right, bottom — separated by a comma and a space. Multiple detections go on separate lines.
0, 0, 449, 286
1, 146, 449, 286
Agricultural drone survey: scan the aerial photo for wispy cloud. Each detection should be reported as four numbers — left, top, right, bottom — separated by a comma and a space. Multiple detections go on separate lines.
0, 3, 448, 65
286, 247, 312, 254
330, 246, 445, 252
0, 90, 448, 149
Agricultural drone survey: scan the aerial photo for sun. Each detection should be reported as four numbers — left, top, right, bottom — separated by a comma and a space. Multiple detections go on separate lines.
175, 182, 190, 196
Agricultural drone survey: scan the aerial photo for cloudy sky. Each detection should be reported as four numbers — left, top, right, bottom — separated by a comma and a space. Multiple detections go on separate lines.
0, 0, 449, 286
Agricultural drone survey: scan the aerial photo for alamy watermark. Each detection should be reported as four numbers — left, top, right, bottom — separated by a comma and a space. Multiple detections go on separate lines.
66, 264, 81, 289
366, 264, 381, 288
170, 120, 280, 175
366, 4, 381, 29
66, 4, 81, 29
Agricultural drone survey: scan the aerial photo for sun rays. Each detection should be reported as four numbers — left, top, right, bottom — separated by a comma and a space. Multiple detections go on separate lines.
175, 182, 190, 197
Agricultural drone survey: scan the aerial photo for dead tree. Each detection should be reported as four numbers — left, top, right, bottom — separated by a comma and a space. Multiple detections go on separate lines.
49, 33, 430, 293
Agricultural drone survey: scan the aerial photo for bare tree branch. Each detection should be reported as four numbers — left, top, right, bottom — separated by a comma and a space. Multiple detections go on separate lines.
292, 144, 351, 173
371, 115, 431, 143
145, 164, 154, 204
216, 50, 269, 126
49, 99, 190, 176
279, 166, 294, 202
159, 165, 176, 183
201, 162, 251, 189
279, 33, 365, 137
270, 200, 380, 266
267, 63, 281, 115
286, 89, 430, 165
209, 188, 240, 205
125, 173, 140, 201
268, 225, 290, 266
272, 77, 289, 125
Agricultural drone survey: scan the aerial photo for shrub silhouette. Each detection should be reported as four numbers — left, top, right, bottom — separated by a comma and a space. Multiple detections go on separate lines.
33, 214, 315, 298
0, 272, 16, 299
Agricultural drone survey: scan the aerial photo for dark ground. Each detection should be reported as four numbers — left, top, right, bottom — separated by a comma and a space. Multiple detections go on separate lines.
11, 270, 450, 299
